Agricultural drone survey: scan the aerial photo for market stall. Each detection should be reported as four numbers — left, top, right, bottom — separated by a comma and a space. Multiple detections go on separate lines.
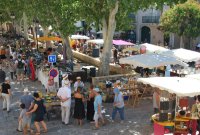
161, 48, 200, 63
125, 43, 169, 54
119, 53, 188, 69
138, 77, 200, 135
86, 39, 104, 45
186, 73, 200, 80
113, 40, 135, 46
37, 36, 62, 42
160, 48, 200, 75
70, 35, 90, 40
92, 73, 151, 107
39, 92, 61, 121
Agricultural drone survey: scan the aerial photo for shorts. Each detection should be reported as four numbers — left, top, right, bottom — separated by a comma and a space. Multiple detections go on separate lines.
16, 68, 24, 75
22, 118, 31, 129
93, 112, 103, 123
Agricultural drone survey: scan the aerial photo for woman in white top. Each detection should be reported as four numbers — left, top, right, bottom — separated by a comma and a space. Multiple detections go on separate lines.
62, 74, 71, 88
74, 76, 84, 91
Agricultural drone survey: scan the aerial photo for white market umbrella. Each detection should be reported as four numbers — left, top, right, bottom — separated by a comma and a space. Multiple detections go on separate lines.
140, 43, 169, 53
186, 74, 200, 80
161, 48, 200, 62
119, 53, 188, 68
71, 35, 90, 40
138, 77, 200, 97
86, 39, 104, 45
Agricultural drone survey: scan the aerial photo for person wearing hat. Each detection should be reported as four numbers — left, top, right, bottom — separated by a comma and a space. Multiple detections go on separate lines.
57, 80, 71, 125
62, 74, 71, 88
93, 87, 105, 130
116, 80, 122, 90
111, 83, 125, 123
74, 76, 84, 91
1, 77, 11, 113
17, 87, 34, 132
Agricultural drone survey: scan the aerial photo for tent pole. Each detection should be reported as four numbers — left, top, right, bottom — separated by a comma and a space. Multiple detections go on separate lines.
175, 95, 178, 119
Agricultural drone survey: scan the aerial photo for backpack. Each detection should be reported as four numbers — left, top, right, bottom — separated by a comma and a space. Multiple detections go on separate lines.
17, 60, 24, 69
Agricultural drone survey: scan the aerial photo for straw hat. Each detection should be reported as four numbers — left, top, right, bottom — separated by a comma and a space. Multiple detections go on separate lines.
62, 74, 68, 79
76, 76, 81, 80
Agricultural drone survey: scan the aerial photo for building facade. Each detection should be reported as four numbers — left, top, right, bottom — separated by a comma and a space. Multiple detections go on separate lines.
134, 8, 164, 46
134, 5, 200, 49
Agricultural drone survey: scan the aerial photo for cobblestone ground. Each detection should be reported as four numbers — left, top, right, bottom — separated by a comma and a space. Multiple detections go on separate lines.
0, 70, 154, 135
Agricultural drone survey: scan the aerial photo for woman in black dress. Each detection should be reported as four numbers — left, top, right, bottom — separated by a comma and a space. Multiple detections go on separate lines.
87, 85, 95, 122
26, 92, 47, 135
74, 87, 85, 126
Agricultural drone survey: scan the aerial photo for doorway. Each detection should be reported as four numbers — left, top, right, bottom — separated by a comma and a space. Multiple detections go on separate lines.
141, 26, 151, 43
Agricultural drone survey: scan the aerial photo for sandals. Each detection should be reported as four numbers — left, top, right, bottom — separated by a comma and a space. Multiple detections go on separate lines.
42, 130, 48, 133
16, 129, 22, 132
92, 127, 99, 130
35, 132, 40, 135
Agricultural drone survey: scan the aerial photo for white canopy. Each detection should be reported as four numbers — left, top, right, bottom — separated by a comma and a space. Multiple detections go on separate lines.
161, 48, 200, 62
86, 39, 104, 44
122, 43, 168, 53
71, 35, 90, 40
131, 43, 169, 53
119, 54, 188, 68
138, 77, 200, 97
87, 39, 134, 46
186, 74, 200, 80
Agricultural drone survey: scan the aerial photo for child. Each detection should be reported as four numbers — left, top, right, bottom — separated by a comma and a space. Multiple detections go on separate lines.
18, 103, 31, 135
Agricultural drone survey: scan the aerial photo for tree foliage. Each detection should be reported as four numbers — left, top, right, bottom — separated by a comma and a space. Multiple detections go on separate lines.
77, 0, 188, 75
0, 0, 35, 24
0, 0, 190, 75
160, 0, 200, 38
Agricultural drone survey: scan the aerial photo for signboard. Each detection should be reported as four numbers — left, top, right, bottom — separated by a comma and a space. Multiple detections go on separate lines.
49, 68, 58, 78
48, 55, 56, 63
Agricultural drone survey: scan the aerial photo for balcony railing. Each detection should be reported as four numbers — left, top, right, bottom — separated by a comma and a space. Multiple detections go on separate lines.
142, 16, 160, 23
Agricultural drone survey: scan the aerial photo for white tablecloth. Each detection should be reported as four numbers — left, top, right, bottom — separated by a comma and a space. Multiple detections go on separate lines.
37, 68, 59, 89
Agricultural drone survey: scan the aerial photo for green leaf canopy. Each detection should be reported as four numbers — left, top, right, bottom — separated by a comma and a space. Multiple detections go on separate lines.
160, 0, 200, 38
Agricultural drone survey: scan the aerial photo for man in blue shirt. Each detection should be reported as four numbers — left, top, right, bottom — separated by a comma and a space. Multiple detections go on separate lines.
93, 88, 105, 130
111, 83, 125, 123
